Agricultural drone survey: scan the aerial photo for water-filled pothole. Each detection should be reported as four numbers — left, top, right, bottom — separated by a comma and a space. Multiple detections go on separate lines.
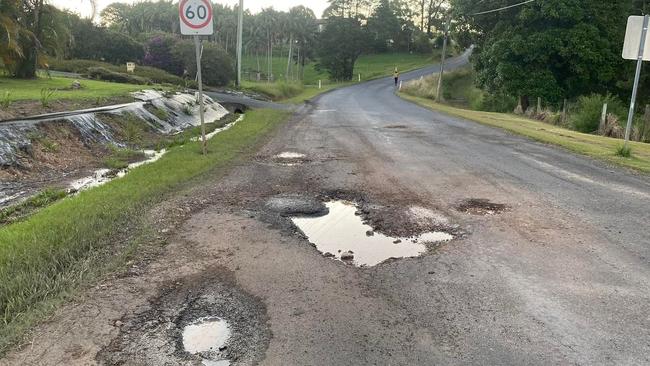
276, 152, 306, 159
183, 317, 231, 365
457, 198, 508, 215
271, 151, 309, 166
292, 200, 453, 266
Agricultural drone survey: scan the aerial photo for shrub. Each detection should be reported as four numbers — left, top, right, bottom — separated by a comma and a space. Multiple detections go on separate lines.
172, 41, 234, 86
572, 94, 626, 133
615, 145, 632, 157
143, 35, 184, 76
86, 67, 150, 85
69, 20, 144, 64
49, 59, 184, 85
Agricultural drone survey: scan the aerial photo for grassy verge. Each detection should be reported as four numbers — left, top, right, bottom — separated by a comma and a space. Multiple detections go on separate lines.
0, 76, 146, 101
0, 109, 288, 353
241, 51, 443, 93
400, 93, 650, 173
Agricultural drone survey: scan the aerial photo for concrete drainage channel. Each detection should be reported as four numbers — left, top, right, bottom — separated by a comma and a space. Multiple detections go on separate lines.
97, 269, 270, 365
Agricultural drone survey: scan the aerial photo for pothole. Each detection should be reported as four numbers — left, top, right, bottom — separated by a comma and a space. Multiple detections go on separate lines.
183, 317, 231, 364
291, 200, 453, 267
98, 268, 269, 365
384, 125, 408, 129
271, 151, 309, 166
457, 198, 508, 215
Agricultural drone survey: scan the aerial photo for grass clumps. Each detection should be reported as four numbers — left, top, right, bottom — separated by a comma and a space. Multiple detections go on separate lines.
615, 145, 632, 158
571, 94, 626, 133
401, 67, 516, 113
0, 189, 68, 226
103, 146, 145, 169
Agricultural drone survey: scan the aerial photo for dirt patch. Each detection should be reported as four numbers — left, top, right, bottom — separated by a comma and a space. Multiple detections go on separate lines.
97, 267, 270, 366
384, 125, 408, 129
0, 96, 134, 122
456, 198, 508, 215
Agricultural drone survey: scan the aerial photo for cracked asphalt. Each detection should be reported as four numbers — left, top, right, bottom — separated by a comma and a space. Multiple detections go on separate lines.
3, 50, 649, 365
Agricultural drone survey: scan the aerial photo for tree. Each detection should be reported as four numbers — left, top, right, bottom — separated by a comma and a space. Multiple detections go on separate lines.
317, 17, 368, 81
367, 0, 402, 52
172, 40, 234, 86
452, 0, 639, 109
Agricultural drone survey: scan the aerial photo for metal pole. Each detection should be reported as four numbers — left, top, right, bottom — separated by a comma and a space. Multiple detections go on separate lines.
236, 0, 243, 88
436, 17, 451, 102
625, 14, 650, 147
194, 35, 207, 155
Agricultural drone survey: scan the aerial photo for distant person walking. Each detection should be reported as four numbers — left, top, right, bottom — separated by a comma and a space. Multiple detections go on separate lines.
393, 68, 399, 86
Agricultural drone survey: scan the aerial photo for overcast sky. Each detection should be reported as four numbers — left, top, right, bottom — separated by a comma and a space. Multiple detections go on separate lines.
49, 0, 329, 20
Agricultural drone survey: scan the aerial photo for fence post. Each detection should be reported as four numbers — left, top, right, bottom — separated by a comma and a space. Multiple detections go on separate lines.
318, 80, 321, 89
358, 73, 361, 82
599, 103, 608, 134
399, 80, 403, 91
562, 99, 568, 123
537, 97, 542, 114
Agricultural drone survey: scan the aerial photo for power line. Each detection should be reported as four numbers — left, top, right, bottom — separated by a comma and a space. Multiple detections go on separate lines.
470, 0, 537, 16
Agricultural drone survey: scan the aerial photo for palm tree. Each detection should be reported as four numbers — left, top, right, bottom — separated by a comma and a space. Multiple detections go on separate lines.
1, 0, 97, 78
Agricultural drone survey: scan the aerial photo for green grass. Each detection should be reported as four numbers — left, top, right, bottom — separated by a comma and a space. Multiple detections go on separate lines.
0, 189, 68, 226
240, 52, 443, 102
354, 52, 441, 82
400, 93, 650, 173
242, 51, 442, 87
0, 109, 288, 353
0, 76, 145, 102
241, 80, 305, 101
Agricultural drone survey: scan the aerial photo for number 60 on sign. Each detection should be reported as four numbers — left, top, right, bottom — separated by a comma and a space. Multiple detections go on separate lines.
179, 0, 214, 36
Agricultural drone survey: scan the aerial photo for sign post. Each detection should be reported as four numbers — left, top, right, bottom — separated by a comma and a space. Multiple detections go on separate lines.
622, 15, 650, 149
179, 0, 214, 155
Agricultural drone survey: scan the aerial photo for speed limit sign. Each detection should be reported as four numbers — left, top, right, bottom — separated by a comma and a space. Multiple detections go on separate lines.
179, 0, 214, 35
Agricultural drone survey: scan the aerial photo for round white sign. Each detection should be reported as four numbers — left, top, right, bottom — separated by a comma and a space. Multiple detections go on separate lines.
179, 0, 214, 35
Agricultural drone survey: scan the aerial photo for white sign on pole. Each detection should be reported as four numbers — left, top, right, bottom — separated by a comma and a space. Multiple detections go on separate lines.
179, 0, 214, 36
179, 0, 214, 155
623, 16, 650, 61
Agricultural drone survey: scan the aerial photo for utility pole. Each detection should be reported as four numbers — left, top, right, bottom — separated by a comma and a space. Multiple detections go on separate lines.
436, 16, 450, 102
236, 0, 244, 88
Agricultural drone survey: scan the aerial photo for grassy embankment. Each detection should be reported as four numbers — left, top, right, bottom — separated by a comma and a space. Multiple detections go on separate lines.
400, 93, 650, 173
240, 52, 442, 103
0, 76, 145, 102
0, 109, 288, 353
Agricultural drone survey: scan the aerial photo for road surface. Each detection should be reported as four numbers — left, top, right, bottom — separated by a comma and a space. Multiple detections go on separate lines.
4, 51, 649, 365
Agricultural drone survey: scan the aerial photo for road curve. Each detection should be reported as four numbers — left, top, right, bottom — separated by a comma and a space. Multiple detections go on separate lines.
3, 50, 648, 366
263, 50, 650, 364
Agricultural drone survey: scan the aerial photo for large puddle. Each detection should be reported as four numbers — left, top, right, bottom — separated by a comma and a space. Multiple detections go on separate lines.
182, 317, 231, 365
292, 201, 453, 266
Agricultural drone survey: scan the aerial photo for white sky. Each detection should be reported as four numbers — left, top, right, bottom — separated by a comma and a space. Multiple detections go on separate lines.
49, 0, 329, 20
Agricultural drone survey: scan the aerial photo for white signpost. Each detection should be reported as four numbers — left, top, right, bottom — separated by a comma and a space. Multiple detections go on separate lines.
622, 15, 650, 148
179, 0, 214, 155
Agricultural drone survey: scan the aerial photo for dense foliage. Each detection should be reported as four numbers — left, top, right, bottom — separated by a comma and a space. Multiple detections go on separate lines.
451, 0, 650, 110
317, 17, 370, 80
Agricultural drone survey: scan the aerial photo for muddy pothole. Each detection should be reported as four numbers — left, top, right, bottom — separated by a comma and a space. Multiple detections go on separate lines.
456, 198, 508, 215
291, 200, 454, 267
98, 268, 269, 366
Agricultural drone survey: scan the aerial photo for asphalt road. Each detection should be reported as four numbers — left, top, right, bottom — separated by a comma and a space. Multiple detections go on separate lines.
4, 51, 649, 365
227, 48, 649, 364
